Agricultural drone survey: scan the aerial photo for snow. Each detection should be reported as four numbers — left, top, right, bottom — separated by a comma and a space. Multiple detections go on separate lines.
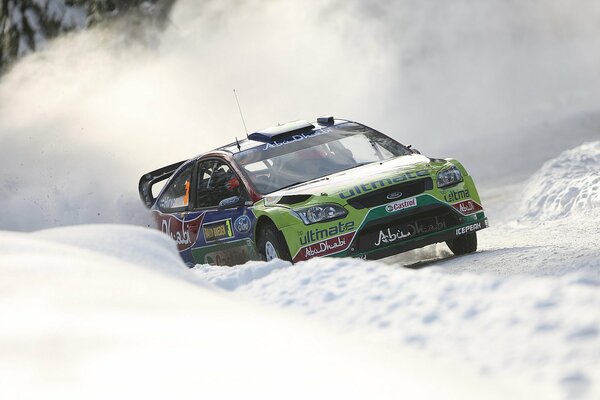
59, 5, 87, 31
17, 36, 31, 57
8, 1, 24, 30
1, 1, 599, 398
45, 0, 67, 21
4, 0, 88, 60
182, 142, 600, 398
34, 0, 87, 29
0, 225, 519, 400
521, 141, 600, 221
24, 8, 47, 49
1, 144, 598, 399
200, 258, 599, 399
195, 259, 291, 290
24, 8, 42, 33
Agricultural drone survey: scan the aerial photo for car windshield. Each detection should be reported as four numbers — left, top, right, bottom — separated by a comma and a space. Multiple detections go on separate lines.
233, 122, 412, 194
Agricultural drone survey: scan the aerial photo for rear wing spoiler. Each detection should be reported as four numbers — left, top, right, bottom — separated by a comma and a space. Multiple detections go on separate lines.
138, 160, 186, 209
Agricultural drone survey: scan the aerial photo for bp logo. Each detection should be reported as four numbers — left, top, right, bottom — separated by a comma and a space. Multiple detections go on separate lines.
234, 215, 251, 234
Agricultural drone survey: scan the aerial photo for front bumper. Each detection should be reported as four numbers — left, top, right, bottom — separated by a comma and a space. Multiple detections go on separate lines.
286, 189, 489, 263
346, 214, 488, 261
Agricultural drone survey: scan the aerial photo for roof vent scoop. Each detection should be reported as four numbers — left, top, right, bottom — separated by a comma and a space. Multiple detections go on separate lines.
248, 120, 315, 143
317, 115, 334, 125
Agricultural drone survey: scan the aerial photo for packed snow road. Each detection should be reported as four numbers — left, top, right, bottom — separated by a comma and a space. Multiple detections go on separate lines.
192, 141, 600, 398
0, 142, 598, 400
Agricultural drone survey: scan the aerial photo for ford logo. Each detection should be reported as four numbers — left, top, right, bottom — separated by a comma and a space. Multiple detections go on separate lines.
234, 215, 251, 234
386, 192, 403, 200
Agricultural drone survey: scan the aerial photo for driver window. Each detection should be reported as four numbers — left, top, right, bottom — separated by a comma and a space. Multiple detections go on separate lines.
196, 160, 243, 209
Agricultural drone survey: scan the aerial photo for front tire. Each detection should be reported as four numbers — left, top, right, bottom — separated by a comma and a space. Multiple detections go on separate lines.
446, 232, 477, 255
257, 223, 292, 262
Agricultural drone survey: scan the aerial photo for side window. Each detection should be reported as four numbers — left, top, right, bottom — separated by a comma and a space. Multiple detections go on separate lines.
196, 160, 244, 209
338, 135, 394, 163
158, 164, 193, 211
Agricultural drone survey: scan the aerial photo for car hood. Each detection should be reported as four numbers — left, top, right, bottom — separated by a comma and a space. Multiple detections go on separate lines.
265, 154, 444, 204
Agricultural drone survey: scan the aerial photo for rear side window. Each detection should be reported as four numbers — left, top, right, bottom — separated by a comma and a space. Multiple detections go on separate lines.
158, 164, 194, 211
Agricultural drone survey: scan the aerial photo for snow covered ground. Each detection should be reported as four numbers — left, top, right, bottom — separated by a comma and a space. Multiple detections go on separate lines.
191, 142, 600, 399
1, 1, 599, 398
0, 228, 523, 400
1, 142, 598, 399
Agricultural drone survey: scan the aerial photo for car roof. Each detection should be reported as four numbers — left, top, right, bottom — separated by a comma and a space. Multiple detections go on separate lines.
215, 117, 351, 155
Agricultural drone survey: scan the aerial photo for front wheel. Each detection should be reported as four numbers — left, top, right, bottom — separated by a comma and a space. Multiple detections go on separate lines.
257, 223, 292, 262
446, 232, 477, 255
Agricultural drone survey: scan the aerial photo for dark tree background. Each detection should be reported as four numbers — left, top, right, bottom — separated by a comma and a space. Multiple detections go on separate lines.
0, 0, 176, 72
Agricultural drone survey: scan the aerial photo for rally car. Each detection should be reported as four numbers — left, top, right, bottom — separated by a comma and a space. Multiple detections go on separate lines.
139, 117, 488, 266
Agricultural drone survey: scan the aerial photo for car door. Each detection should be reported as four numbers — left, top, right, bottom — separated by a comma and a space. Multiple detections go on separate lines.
152, 162, 205, 266
191, 158, 259, 266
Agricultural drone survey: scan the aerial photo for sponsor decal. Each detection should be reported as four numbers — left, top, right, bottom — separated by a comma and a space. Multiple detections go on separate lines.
451, 199, 483, 215
204, 247, 248, 266
234, 215, 251, 234
183, 180, 190, 206
405, 217, 447, 236
160, 213, 205, 252
293, 232, 354, 262
374, 228, 411, 246
338, 170, 430, 199
299, 221, 355, 246
263, 129, 328, 150
192, 239, 259, 266
203, 219, 234, 242
385, 197, 417, 213
455, 222, 482, 235
364, 215, 447, 250
442, 188, 470, 203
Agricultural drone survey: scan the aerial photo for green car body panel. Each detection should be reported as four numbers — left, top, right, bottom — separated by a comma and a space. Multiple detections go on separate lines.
252, 155, 487, 263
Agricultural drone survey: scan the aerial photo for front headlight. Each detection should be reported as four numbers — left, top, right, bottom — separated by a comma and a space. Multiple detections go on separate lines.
437, 164, 463, 188
294, 204, 348, 225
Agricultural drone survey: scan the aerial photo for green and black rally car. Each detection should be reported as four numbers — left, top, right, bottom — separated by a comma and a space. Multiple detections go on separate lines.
139, 117, 488, 266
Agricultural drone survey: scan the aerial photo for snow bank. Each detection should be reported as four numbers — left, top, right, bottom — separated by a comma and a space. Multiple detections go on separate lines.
191, 257, 600, 399
521, 141, 600, 221
32, 223, 208, 285
193, 259, 292, 290
0, 225, 513, 400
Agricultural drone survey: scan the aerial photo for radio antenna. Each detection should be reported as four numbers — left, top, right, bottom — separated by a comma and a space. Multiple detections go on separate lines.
235, 136, 241, 152
233, 89, 248, 138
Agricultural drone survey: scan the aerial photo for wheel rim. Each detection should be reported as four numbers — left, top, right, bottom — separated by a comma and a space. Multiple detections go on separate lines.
265, 241, 279, 261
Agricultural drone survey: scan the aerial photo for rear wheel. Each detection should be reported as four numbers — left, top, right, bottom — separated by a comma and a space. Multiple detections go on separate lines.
446, 232, 477, 255
257, 223, 292, 262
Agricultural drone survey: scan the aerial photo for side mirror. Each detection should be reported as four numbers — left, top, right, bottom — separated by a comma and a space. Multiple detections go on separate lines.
218, 196, 244, 209
407, 145, 421, 154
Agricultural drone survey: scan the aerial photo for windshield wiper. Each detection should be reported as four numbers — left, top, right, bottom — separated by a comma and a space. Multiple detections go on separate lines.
275, 181, 306, 191
272, 174, 331, 192
346, 161, 372, 170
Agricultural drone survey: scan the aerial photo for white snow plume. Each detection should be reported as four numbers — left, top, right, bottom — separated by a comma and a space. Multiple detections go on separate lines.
2, 0, 600, 230
521, 141, 600, 221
